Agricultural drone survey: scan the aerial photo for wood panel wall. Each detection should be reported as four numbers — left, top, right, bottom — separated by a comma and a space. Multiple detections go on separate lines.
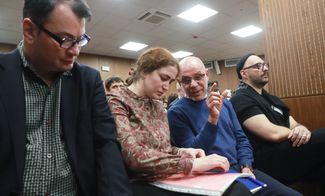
283, 95, 325, 130
208, 60, 239, 92
77, 53, 135, 83
259, 0, 325, 129
0, 43, 15, 52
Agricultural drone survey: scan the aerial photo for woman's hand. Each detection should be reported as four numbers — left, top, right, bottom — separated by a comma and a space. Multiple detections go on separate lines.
178, 148, 206, 158
191, 154, 229, 173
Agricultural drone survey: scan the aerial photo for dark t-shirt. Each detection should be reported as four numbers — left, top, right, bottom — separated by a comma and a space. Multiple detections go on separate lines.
230, 85, 290, 155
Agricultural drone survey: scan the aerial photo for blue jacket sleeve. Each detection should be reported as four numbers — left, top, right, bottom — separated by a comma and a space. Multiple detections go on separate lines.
168, 107, 218, 153
227, 101, 254, 166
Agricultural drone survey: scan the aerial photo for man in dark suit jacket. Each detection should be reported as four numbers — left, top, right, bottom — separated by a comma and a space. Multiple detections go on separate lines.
0, 0, 130, 195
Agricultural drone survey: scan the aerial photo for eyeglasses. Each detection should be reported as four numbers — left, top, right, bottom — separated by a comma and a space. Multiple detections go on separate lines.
33, 21, 91, 49
242, 62, 269, 70
179, 73, 206, 85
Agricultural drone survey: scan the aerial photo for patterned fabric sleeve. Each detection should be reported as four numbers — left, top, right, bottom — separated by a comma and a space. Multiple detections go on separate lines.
108, 96, 193, 181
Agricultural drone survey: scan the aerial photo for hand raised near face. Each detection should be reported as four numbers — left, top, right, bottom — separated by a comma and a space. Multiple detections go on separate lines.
207, 83, 228, 125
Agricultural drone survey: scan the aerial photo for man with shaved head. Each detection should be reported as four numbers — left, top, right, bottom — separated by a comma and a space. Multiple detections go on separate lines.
168, 56, 301, 195
231, 53, 325, 186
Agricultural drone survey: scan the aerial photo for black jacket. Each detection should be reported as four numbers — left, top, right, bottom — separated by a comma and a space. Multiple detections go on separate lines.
0, 49, 130, 196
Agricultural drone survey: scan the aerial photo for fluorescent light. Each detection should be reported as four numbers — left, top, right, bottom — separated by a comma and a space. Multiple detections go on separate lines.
120, 42, 148, 51
172, 51, 193, 59
231, 25, 262, 38
178, 4, 218, 23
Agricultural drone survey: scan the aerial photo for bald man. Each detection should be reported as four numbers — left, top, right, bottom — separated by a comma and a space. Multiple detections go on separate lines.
230, 53, 325, 186
168, 56, 301, 196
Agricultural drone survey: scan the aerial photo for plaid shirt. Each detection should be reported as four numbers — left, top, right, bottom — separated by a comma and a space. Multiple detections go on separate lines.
18, 42, 77, 196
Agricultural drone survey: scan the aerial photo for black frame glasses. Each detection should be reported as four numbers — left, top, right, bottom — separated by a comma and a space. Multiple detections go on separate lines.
179, 73, 206, 85
242, 62, 269, 70
33, 20, 91, 49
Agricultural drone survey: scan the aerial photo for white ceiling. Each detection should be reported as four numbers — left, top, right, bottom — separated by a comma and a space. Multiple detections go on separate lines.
0, 0, 264, 61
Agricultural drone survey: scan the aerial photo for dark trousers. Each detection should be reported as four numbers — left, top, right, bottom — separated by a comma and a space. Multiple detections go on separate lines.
253, 169, 302, 196
254, 128, 325, 185
131, 180, 252, 196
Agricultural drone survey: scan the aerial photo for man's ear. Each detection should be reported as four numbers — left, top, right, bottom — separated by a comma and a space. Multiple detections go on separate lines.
240, 69, 248, 80
205, 68, 209, 77
22, 18, 37, 44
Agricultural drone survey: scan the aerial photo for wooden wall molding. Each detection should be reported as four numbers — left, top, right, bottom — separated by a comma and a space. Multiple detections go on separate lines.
259, 0, 325, 129
259, 0, 325, 98
282, 95, 325, 130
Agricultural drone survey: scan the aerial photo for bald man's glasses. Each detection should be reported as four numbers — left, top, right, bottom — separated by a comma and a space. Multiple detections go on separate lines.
242, 62, 269, 70
180, 73, 206, 85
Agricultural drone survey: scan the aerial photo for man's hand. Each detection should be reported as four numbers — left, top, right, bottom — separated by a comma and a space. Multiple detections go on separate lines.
241, 167, 256, 179
191, 154, 230, 173
178, 148, 206, 158
288, 125, 311, 147
207, 83, 228, 124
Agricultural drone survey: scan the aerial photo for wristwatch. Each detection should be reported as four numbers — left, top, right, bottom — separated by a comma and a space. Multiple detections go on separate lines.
240, 164, 254, 171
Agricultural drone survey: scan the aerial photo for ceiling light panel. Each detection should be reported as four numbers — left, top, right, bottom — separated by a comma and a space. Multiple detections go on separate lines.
172, 51, 193, 58
120, 41, 148, 51
231, 25, 262, 38
178, 4, 218, 23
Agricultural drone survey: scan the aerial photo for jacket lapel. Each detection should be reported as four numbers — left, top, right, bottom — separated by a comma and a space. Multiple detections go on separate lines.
60, 66, 80, 163
0, 49, 27, 183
